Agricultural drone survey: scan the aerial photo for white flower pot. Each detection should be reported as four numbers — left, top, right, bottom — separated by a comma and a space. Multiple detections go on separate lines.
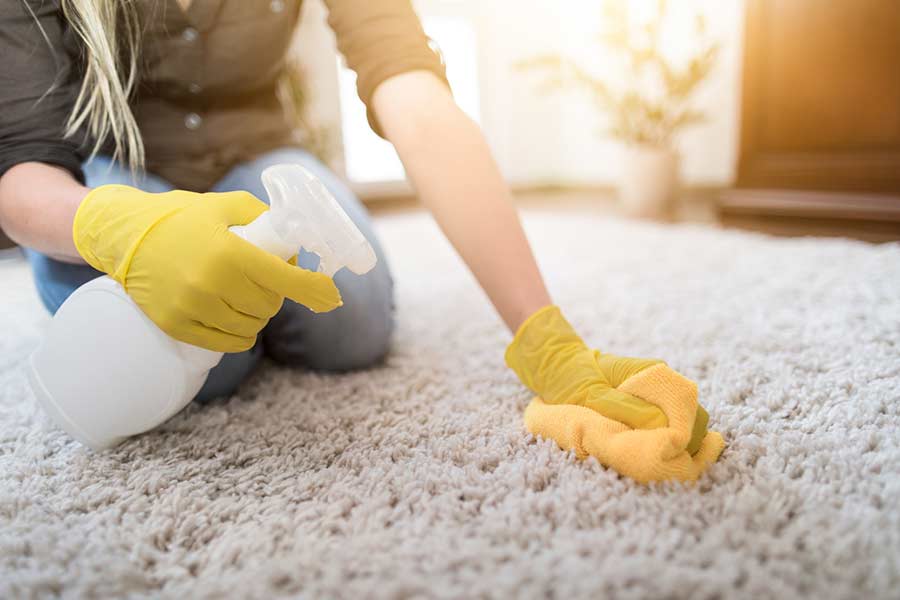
618, 144, 679, 219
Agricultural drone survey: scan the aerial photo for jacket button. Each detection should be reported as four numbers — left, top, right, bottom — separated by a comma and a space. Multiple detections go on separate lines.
187, 82, 202, 95
184, 112, 202, 130
181, 27, 198, 42
270, 0, 285, 13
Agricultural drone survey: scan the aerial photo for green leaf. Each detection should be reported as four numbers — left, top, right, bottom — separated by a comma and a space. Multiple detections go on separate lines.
695, 13, 707, 35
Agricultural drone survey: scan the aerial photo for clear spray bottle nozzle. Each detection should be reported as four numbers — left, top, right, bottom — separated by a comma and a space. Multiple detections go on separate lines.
231, 164, 378, 277
261, 164, 377, 277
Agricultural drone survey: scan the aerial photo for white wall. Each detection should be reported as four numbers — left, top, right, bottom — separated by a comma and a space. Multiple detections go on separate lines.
293, 0, 746, 188
290, 0, 345, 172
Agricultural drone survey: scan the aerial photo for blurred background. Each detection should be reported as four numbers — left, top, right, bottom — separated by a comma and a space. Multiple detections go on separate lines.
291, 0, 900, 242
291, 0, 740, 195
2, 0, 898, 251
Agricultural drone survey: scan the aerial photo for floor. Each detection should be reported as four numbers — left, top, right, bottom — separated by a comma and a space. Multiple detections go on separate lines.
371, 188, 899, 242
369, 187, 721, 224
1, 208, 898, 598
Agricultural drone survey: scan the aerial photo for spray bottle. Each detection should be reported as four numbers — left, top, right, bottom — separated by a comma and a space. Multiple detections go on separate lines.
28, 164, 377, 450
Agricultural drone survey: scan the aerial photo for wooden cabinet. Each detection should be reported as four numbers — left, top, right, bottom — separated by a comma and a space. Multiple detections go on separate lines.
720, 0, 900, 241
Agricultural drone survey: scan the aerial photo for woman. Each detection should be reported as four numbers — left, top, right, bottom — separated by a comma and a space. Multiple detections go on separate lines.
0, 0, 721, 482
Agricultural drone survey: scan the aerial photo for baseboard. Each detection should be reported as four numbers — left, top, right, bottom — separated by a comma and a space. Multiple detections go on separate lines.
719, 189, 900, 242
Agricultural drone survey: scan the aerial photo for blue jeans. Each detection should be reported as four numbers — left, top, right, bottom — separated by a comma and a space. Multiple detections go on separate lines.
25, 148, 394, 401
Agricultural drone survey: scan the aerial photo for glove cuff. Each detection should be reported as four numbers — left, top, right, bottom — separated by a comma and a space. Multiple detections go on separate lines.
72, 185, 117, 273
73, 185, 182, 285
505, 305, 583, 390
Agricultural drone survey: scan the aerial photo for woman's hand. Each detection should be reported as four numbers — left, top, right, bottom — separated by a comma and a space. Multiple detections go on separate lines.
505, 305, 724, 483
73, 185, 342, 352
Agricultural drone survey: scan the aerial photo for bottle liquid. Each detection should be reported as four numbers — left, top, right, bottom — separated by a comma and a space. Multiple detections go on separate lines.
28, 164, 377, 450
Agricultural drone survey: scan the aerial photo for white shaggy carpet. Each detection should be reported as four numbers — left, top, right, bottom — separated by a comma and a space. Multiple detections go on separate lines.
1, 210, 899, 599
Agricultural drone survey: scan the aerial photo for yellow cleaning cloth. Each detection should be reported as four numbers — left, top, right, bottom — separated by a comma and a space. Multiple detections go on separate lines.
506, 305, 724, 483
524, 363, 724, 483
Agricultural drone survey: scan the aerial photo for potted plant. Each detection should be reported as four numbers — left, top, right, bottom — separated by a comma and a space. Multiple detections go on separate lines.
519, 0, 719, 219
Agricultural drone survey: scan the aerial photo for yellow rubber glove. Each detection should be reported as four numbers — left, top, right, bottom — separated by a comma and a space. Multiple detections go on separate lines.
505, 305, 724, 483
73, 185, 342, 352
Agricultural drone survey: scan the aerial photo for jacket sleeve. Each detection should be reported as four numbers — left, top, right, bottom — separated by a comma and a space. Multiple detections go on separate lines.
0, 0, 88, 183
323, 0, 451, 137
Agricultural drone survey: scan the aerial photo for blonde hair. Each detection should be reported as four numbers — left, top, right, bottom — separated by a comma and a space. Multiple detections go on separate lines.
58, 0, 144, 171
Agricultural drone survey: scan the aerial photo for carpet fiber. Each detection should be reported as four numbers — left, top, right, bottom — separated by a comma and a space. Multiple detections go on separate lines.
2, 211, 899, 599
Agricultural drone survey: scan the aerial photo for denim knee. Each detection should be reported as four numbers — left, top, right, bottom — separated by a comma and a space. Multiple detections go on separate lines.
24, 249, 104, 315
263, 264, 394, 371
214, 146, 395, 371
194, 341, 264, 402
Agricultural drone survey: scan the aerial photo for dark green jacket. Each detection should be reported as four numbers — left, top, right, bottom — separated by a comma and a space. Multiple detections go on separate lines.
0, 0, 447, 190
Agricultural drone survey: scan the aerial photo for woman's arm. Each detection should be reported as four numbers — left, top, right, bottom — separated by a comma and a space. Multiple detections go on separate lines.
372, 71, 551, 332
0, 162, 89, 263
0, 1, 91, 263
372, 71, 723, 481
